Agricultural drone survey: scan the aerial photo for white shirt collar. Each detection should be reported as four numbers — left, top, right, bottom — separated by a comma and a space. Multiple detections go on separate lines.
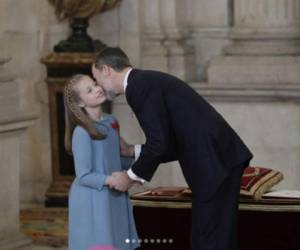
123, 68, 133, 92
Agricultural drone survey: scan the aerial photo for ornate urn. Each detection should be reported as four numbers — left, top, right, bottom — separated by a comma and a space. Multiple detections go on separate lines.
49, 0, 121, 52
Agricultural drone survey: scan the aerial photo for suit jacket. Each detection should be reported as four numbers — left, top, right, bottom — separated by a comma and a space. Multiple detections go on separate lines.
125, 69, 253, 199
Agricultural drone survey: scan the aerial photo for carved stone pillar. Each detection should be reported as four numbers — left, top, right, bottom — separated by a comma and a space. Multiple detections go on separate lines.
208, 0, 300, 84
160, 0, 196, 80
0, 54, 35, 250
140, 0, 168, 72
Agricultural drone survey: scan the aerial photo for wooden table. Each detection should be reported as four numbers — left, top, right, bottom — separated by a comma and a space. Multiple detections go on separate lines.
131, 194, 300, 250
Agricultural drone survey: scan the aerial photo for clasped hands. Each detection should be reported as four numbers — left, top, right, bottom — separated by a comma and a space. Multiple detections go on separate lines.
106, 171, 142, 192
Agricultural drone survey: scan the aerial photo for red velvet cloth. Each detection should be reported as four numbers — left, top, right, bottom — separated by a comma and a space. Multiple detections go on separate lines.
240, 166, 283, 199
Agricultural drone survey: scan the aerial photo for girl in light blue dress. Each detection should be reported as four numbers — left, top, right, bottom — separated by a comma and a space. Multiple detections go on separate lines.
64, 74, 140, 250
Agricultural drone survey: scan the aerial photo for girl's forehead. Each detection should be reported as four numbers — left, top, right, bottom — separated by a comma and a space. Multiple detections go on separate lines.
80, 75, 93, 84
76, 76, 94, 89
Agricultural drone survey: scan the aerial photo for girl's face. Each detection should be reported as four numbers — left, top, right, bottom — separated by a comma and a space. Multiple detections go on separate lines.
92, 64, 118, 93
76, 76, 106, 108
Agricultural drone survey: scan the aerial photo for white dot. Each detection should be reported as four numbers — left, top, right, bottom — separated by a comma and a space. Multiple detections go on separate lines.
169, 238, 174, 243
144, 239, 148, 243
150, 239, 155, 243
131, 239, 136, 243
138, 239, 142, 243
163, 239, 167, 243
125, 238, 130, 244
156, 239, 161, 243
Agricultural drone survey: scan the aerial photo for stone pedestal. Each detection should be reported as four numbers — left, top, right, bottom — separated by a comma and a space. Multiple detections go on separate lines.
0, 56, 35, 250
208, 0, 300, 84
0, 116, 35, 250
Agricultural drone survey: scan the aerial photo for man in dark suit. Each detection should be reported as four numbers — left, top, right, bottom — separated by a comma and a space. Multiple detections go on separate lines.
92, 47, 253, 250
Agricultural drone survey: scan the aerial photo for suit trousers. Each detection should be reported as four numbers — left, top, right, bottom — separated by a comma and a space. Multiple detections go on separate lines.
190, 164, 245, 250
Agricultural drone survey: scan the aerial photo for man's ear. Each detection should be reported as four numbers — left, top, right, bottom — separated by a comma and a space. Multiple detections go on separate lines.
92, 64, 99, 76
102, 64, 111, 76
92, 63, 96, 72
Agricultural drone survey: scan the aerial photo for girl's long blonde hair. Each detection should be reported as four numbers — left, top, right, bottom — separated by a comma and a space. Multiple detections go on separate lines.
64, 74, 106, 153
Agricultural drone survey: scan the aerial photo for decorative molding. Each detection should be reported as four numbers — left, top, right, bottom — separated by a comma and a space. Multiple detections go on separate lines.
209, 0, 300, 85
0, 56, 14, 82
191, 27, 231, 39
0, 113, 38, 134
41, 52, 95, 65
236, 0, 300, 26
271, 0, 300, 21
0, 56, 11, 66
226, 0, 300, 56
113, 82, 300, 105
190, 82, 300, 103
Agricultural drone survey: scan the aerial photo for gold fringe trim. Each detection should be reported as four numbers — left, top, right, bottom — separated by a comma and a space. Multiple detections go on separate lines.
240, 170, 284, 200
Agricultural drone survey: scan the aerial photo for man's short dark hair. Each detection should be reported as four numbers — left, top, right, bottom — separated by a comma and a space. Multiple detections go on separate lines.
95, 47, 132, 71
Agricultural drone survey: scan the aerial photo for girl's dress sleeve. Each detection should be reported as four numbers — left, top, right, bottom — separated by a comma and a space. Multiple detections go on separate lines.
110, 114, 134, 170
120, 156, 134, 170
72, 126, 107, 190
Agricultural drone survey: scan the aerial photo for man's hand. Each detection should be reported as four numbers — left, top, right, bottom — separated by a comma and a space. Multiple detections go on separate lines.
110, 171, 141, 192
120, 137, 134, 157
105, 175, 117, 189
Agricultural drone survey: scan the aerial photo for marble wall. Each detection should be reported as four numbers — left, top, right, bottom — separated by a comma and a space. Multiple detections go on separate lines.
0, 0, 299, 207
214, 102, 300, 190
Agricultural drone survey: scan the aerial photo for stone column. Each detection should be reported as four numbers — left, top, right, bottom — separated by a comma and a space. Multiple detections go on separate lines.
160, 0, 196, 81
0, 55, 35, 250
140, 0, 168, 72
208, 0, 300, 84
187, 0, 232, 80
